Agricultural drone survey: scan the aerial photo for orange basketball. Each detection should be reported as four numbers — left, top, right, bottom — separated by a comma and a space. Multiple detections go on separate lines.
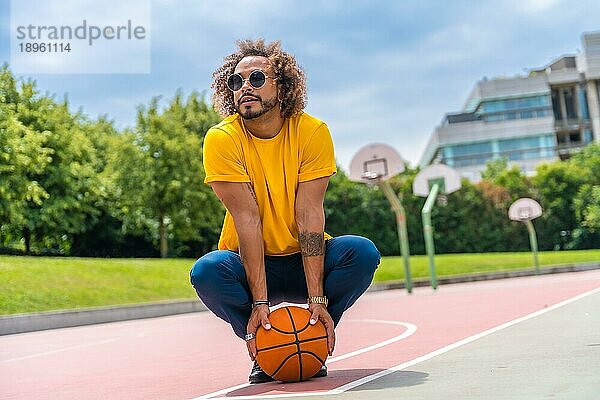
255, 306, 328, 382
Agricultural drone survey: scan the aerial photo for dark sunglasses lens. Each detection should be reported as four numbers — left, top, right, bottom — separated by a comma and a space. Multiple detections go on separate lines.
227, 74, 242, 91
249, 71, 266, 88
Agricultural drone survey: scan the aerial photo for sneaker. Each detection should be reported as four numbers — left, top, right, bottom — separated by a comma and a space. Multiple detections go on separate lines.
249, 362, 328, 383
313, 364, 328, 378
249, 361, 274, 384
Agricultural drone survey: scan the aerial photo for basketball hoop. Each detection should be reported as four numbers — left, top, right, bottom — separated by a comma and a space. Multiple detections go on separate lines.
508, 198, 543, 274
349, 143, 405, 183
437, 194, 448, 207
349, 143, 413, 294
412, 164, 462, 290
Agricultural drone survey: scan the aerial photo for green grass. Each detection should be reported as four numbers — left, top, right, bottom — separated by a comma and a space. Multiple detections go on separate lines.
374, 250, 600, 282
0, 256, 197, 315
1, 249, 599, 315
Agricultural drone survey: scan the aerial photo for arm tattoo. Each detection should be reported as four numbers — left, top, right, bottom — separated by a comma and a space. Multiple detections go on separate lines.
299, 231, 325, 256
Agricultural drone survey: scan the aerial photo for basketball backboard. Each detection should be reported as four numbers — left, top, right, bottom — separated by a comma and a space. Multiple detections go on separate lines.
508, 198, 543, 221
413, 164, 461, 197
349, 143, 405, 182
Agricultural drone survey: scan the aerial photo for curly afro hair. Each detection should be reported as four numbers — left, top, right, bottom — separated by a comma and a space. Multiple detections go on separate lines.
211, 39, 307, 118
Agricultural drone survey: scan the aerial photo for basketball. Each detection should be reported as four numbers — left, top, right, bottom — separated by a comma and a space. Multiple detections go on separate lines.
255, 306, 328, 382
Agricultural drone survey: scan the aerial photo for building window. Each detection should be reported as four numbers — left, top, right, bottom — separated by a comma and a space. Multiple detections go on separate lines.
442, 141, 494, 167
520, 111, 534, 119
496, 135, 555, 161
557, 134, 567, 146
551, 89, 561, 120
578, 85, 590, 119
482, 94, 551, 123
556, 130, 585, 148
563, 87, 577, 120
569, 132, 581, 144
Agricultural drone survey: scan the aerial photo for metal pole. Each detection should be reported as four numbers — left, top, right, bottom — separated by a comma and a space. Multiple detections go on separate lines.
422, 183, 440, 290
524, 220, 540, 274
379, 181, 413, 294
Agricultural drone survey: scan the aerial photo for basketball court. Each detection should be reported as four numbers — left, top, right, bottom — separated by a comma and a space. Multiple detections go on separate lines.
2, 269, 599, 399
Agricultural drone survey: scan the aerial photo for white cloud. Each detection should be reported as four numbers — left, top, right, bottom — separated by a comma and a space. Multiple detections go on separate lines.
516, 0, 563, 14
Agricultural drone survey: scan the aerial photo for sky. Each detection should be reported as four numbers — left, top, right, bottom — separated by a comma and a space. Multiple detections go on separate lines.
1, 0, 600, 172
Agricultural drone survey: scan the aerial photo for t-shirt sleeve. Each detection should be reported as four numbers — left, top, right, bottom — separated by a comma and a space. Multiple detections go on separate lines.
203, 128, 251, 184
298, 123, 337, 182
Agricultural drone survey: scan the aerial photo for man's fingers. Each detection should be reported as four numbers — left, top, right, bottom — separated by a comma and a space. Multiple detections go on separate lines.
309, 309, 319, 325
326, 322, 335, 355
246, 339, 257, 360
261, 315, 271, 330
321, 315, 335, 355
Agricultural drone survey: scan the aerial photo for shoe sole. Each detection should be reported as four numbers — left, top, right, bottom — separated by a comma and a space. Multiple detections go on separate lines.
249, 368, 327, 383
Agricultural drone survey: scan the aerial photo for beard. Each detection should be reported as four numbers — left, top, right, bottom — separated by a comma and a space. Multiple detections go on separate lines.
236, 95, 278, 120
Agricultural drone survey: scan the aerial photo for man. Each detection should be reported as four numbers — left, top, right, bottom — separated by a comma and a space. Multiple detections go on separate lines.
190, 39, 380, 384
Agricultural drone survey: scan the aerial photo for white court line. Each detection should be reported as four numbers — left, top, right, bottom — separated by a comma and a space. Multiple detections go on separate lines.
191, 286, 600, 400
327, 320, 416, 363
192, 320, 417, 400
2, 338, 116, 363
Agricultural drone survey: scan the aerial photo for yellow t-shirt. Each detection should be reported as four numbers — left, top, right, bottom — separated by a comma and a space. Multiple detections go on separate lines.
203, 112, 337, 255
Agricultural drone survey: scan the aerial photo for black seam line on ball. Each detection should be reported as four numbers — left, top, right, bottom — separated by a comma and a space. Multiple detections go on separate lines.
298, 335, 328, 344
286, 307, 303, 380
270, 351, 300, 377
298, 350, 326, 365
256, 342, 298, 354
256, 335, 328, 353
269, 323, 311, 335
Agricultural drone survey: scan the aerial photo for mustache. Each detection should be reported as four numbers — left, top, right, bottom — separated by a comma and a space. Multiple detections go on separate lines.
238, 94, 261, 105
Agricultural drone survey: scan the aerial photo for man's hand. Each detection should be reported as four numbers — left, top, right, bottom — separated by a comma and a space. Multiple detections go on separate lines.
246, 304, 271, 360
308, 303, 335, 355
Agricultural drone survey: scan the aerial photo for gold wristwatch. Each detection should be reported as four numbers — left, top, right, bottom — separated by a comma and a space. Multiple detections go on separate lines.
308, 296, 328, 307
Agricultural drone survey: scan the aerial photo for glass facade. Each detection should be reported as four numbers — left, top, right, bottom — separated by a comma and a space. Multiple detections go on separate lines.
552, 86, 590, 121
441, 135, 556, 167
482, 95, 550, 113
476, 95, 551, 123
563, 87, 577, 119
485, 109, 549, 122
578, 85, 590, 119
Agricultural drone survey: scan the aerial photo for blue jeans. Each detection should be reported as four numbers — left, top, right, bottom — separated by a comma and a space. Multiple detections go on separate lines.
190, 235, 381, 339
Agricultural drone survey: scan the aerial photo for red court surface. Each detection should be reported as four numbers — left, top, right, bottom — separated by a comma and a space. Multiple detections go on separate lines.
2, 270, 599, 400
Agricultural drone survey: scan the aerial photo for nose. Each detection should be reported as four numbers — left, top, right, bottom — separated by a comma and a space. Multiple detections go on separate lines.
240, 77, 253, 92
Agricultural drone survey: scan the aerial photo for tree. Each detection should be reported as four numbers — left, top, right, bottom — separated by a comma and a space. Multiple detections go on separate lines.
108, 93, 223, 257
0, 67, 52, 237
0, 65, 102, 254
481, 157, 532, 206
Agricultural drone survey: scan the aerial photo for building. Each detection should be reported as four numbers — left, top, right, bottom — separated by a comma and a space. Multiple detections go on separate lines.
420, 31, 600, 181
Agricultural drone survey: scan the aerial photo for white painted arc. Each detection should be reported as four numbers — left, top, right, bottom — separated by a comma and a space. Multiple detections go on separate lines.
193, 319, 416, 400
327, 320, 417, 363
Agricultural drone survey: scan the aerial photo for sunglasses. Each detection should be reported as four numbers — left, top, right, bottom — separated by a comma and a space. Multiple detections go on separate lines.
226, 70, 277, 92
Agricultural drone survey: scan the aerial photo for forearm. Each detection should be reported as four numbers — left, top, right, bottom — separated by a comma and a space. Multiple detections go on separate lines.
296, 204, 326, 297
236, 218, 267, 301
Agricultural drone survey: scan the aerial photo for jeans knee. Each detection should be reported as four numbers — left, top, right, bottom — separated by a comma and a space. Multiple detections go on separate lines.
190, 258, 208, 288
359, 237, 381, 272
340, 235, 381, 274
190, 253, 222, 289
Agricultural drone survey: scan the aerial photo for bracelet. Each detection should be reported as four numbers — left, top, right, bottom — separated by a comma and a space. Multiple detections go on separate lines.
252, 300, 270, 308
308, 296, 328, 307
